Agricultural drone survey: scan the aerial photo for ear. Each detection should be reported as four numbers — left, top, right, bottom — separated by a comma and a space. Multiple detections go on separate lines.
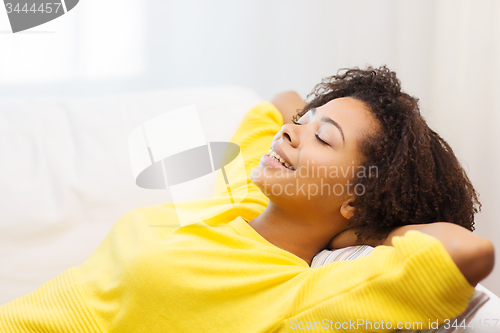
340, 198, 355, 220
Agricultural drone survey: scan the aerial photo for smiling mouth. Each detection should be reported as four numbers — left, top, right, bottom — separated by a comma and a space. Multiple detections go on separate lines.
268, 148, 295, 171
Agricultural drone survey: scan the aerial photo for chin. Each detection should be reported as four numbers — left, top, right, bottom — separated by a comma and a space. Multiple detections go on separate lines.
250, 166, 271, 190
252, 161, 309, 198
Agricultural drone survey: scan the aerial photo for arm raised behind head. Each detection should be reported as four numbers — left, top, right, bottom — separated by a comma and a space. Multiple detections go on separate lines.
271, 91, 307, 125
329, 222, 495, 287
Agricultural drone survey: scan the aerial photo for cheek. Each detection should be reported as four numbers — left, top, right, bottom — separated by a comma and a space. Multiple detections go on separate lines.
295, 155, 362, 197
298, 153, 342, 181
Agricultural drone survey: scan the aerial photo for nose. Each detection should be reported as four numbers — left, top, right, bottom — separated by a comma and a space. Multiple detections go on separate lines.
280, 124, 297, 147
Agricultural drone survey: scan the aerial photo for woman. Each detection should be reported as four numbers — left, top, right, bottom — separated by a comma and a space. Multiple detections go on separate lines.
0, 66, 495, 333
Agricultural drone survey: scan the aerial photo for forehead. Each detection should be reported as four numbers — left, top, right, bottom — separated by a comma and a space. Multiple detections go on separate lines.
316, 97, 370, 120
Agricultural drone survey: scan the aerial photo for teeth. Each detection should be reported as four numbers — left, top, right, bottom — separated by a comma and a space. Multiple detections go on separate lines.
268, 148, 294, 170
270, 150, 281, 160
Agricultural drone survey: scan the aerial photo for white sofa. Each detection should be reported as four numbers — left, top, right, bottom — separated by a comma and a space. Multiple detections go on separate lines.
0, 86, 498, 332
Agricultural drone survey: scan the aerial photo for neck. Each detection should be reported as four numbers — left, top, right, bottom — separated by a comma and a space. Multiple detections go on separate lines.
248, 202, 348, 265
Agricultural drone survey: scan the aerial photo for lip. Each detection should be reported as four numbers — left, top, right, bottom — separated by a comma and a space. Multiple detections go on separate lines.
261, 154, 292, 171
270, 143, 293, 168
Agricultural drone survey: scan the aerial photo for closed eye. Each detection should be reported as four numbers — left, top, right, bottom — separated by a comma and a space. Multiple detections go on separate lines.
315, 134, 330, 146
293, 121, 330, 146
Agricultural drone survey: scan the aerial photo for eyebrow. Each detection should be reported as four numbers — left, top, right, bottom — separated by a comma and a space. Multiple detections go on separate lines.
310, 108, 345, 145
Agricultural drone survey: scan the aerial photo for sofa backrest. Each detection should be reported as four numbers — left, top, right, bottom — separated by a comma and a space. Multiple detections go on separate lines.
0, 86, 262, 303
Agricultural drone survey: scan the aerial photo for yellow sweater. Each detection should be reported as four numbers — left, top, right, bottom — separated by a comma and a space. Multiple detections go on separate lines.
0, 102, 475, 333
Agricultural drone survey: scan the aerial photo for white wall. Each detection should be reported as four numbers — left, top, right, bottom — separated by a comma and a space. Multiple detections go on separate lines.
1, 0, 499, 295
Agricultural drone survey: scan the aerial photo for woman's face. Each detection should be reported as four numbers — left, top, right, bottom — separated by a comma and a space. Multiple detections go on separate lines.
251, 97, 379, 214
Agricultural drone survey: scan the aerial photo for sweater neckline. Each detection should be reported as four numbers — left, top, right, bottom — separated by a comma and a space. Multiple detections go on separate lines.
229, 216, 276, 247
229, 216, 309, 267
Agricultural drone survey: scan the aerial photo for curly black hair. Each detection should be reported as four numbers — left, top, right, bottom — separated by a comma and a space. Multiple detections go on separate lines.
293, 65, 481, 241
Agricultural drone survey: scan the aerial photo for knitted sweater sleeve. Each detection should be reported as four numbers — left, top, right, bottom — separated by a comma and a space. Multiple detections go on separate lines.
281, 230, 476, 332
